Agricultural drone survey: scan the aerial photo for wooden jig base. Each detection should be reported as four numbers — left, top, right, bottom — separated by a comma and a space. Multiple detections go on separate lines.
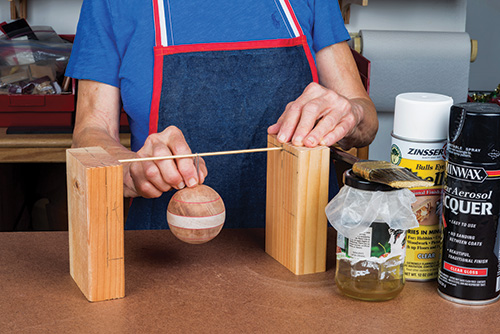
66, 138, 330, 301
66, 147, 124, 302
265, 135, 330, 275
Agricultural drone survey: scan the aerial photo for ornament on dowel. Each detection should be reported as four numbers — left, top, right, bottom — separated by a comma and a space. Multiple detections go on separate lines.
167, 184, 225, 244
118, 146, 282, 244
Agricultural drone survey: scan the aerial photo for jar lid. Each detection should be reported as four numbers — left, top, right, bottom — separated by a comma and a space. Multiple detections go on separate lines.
343, 169, 395, 192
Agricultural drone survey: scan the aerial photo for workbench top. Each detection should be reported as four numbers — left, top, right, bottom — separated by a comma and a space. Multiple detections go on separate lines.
1, 229, 498, 333
0, 127, 130, 162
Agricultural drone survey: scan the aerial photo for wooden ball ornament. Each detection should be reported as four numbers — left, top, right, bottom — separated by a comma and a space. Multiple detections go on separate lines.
167, 185, 225, 244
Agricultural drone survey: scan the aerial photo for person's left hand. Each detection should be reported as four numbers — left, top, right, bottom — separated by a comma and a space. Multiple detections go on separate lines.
267, 82, 362, 148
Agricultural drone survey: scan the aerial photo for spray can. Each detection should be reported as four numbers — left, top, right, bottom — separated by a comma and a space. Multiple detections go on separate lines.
438, 102, 500, 305
390, 93, 453, 281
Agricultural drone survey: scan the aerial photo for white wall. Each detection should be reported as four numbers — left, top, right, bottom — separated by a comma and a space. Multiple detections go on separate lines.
346, 0, 468, 161
466, 0, 500, 91
346, 0, 467, 33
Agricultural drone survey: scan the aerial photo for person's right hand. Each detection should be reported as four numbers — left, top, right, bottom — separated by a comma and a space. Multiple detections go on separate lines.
125, 126, 207, 198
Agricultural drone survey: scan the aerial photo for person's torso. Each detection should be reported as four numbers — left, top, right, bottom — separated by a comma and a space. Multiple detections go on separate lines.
105, 0, 316, 151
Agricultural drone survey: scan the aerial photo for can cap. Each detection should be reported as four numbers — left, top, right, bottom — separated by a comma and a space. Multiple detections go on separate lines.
393, 93, 454, 141
448, 102, 500, 165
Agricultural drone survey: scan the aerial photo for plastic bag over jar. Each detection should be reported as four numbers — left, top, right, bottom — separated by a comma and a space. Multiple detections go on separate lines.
325, 169, 418, 301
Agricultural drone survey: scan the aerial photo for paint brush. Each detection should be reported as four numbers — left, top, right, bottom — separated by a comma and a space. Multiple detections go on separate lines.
331, 147, 434, 189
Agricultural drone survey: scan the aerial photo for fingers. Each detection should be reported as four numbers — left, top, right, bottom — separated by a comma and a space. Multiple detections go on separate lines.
315, 117, 352, 147
129, 159, 165, 198
158, 128, 196, 188
291, 92, 339, 147
267, 121, 281, 135
168, 134, 208, 187
272, 84, 323, 145
130, 138, 179, 198
305, 98, 357, 147
271, 82, 359, 148
130, 126, 207, 198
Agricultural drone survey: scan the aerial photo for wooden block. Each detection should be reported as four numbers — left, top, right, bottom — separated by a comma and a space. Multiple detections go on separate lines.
265, 135, 330, 275
66, 147, 124, 302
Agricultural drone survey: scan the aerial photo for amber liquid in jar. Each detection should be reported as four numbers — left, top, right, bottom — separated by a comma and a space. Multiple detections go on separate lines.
335, 222, 406, 301
335, 257, 405, 301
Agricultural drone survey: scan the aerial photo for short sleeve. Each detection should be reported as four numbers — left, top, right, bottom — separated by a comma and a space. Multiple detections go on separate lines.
65, 0, 121, 88
311, 0, 350, 53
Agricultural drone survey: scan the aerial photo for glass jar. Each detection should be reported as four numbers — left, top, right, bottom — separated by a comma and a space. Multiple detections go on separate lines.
333, 170, 408, 301
335, 221, 406, 301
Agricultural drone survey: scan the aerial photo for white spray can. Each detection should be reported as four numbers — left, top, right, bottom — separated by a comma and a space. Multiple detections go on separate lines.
390, 92, 453, 281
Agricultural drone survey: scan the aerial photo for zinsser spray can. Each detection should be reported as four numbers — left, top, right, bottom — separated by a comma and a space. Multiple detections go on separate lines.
438, 102, 500, 305
390, 93, 453, 281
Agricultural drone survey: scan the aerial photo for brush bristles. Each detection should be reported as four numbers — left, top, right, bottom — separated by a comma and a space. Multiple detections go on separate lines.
353, 161, 434, 188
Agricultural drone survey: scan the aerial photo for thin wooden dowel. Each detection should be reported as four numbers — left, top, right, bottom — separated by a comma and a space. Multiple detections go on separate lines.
118, 146, 283, 163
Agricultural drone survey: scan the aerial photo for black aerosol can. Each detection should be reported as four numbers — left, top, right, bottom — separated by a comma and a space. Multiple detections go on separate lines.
438, 102, 500, 305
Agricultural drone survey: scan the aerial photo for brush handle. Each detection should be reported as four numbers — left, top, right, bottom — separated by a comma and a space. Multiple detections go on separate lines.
329, 147, 361, 165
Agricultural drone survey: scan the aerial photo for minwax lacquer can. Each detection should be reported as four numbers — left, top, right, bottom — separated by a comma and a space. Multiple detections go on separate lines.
391, 93, 453, 281
438, 102, 500, 305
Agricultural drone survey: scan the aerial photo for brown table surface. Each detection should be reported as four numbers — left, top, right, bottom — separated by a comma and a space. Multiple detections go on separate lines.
0, 128, 130, 162
1, 228, 499, 333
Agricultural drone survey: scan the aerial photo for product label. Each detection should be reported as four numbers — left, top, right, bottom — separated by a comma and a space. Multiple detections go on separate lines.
405, 225, 441, 280
391, 139, 446, 189
438, 161, 500, 301
391, 137, 445, 280
337, 222, 406, 263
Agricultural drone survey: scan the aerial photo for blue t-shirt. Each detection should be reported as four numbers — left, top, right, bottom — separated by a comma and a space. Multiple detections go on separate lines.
66, 0, 349, 151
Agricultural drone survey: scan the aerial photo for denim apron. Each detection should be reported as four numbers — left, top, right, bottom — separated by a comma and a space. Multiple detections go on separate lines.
126, 0, 318, 229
